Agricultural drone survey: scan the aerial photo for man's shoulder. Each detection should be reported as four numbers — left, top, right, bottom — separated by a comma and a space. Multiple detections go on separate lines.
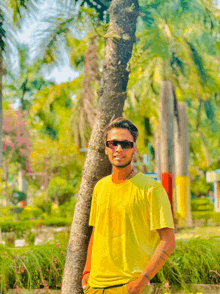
94, 174, 112, 190
134, 172, 160, 190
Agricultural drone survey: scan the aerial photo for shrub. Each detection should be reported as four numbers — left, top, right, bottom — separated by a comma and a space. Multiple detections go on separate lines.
32, 192, 52, 214
0, 219, 39, 235
24, 231, 37, 245
191, 198, 214, 212
42, 217, 72, 227
18, 205, 43, 221
5, 232, 16, 247
59, 197, 77, 218
48, 176, 75, 205
211, 212, 220, 224
0, 205, 18, 216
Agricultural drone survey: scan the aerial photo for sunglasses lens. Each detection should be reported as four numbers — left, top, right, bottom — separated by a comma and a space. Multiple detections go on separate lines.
122, 142, 133, 149
106, 141, 133, 149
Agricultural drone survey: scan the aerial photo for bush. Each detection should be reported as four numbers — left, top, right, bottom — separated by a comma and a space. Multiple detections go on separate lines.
192, 211, 214, 225
24, 231, 37, 245
48, 176, 75, 205
32, 192, 52, 215
5, 232, 16, 247
0, 205, 18, 216
59, 197, 77, 218
42, 217, 72, 227
18, 205, 43, 221
0, 217, 71, 235
191, 198, 214, 212
0, 219, 39, 236
212, 212, 220, 224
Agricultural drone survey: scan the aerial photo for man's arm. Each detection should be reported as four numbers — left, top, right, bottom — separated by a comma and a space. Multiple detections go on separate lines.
136, 227, 176, 289
81, 227, 95, 285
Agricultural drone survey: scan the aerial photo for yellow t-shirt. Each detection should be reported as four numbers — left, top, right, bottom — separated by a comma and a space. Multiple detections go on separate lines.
88, 172, 174, 288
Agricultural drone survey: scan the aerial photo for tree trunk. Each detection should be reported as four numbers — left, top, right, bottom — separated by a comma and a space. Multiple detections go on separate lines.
159, 80, 175, 214
0, 49, 3, 176
155, 127, 161, 184
174, 101, 193, 227
18, 163, 27, 193
4, 159, 8, 205
61, 0, 139, 293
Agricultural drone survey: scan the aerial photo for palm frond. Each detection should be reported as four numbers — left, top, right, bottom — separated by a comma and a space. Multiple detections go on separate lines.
30, 3, 84, 64
7, 0, 43, 27
0, 4, 18, 71
186, 40, 208, 86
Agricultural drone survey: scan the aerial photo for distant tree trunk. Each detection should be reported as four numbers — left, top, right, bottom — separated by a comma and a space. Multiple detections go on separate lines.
3, 159, 8, 205
0, 49, 3, 177
155, 127, 161, 184
159, 80, 175, 214
175, 101, 193, 227
61, 0, 139, 293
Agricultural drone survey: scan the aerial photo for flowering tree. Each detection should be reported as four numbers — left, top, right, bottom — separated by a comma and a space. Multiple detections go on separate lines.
2, 106, 32, 204
3, 107, 32, 168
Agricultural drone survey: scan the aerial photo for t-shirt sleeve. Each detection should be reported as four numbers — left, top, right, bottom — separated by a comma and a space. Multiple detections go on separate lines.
89, 185, 97, 227
148, 184, 174, 231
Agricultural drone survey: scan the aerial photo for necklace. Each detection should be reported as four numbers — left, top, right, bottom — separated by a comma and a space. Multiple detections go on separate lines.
126, 169, 134, 180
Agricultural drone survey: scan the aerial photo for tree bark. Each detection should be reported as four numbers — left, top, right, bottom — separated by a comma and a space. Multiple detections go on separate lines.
159, 80, 175, 214
174, 101, 193, 227
61, 1, 139, 293
0, 49, 3, 173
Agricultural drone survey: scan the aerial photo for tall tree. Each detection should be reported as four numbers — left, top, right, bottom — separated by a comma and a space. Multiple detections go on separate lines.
61, 0, 139, 292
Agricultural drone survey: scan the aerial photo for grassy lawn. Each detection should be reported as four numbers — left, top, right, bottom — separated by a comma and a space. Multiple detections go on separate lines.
175, 225, 220, 240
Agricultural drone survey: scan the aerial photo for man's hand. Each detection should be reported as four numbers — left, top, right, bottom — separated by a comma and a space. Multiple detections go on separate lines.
82, 272, 90, 289
126, 278, 146, 294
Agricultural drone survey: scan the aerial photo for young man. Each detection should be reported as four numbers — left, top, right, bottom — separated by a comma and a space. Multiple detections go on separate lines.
81, 117, 175, 294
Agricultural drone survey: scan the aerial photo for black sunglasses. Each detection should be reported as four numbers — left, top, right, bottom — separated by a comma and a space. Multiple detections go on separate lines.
106, 140, 135, 149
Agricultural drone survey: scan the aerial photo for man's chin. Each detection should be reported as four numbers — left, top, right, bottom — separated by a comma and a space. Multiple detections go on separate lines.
112, 162, 132, 169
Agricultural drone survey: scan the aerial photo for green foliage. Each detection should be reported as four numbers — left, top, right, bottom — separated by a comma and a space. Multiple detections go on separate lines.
0, 219, 39, 234
48, 176, 75, 205
190, 176, 212, 197
25, 231, 37, 245
41, 217, 72, 227
0, 217, 72, 234
191, 198, 214, 212
1, 237, 220, 291
5, 232, 16, 247
18, 205, 43, 221
0, 205, 17, 217
32, 193, 52, 214
0, 244, 65, 291
151, 237, 220, 289
59, 197, 77, 218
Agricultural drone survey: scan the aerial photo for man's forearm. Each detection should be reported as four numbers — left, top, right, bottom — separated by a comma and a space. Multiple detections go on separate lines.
136, 240, 175, 288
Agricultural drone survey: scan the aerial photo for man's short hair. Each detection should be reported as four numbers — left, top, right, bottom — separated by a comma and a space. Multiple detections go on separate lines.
103, 116, 139, 145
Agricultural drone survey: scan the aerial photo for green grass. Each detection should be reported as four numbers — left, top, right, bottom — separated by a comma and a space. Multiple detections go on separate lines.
175, 226, 220, 240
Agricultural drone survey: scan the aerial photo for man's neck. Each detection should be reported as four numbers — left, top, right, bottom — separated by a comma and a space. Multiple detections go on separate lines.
112, 167, 138, 184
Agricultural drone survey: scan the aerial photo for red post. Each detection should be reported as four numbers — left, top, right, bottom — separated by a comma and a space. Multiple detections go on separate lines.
161, 172, 174, 214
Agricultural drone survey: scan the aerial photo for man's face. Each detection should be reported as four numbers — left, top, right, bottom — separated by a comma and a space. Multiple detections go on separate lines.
105, 128, 137, 169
